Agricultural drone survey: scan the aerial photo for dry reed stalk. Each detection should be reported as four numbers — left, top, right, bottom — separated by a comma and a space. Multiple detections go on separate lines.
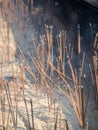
20, 65, 25, 99
71, 47, 73, 60
12, 0, 16, 15
65, 119, 69, 130
34, 76, 38, 96
45, 59, 73, 97
58, 101, 71, 115
32, 38, 42, 76
93, 55, 97, 75
27, 52, 42, 82
58, 33, 63, 71
45, 25, 53, 72
27, 0, 30, 13
49, 83, 53, 109
49, 61, 75, 96
59, 109, 62, 130
4, 84, 16, 127
96, 76, 98, 102
15, 42, 26, 61
21, 0, 26, 30
11, 0, 15, 11
45, 25, 49, 47
28, 53, 44, 79
47, 92, 51, 112
28, 53, 72, 114
79, 86, 85, 129
46, 79, 72, 115
40, 35, 45, 88
57, 59, 61, 94
54, 100, 56, 127
62, 73, 85, 129
58, 81, 60, 96
74, 69, 80, 115
78, 24, 81, 54
81, 52, 85, 75
26, 64, 38, 82
49, 60, 72, 81
15, 49, 24, 62
94, 55, 98, 102
28, 0, 34, 15
15, 0, 19, 19
62, 31, 66, 73
57, 32, 64, 73
51, 37, 54, 76
28, 54, 72, 114
29, 49, 71, 115
78, 68, 82, 87
37, 46, 42, 73
24, 98, 31, 130
0, 20, 6, 58
18, 17, 23, 32
68, 57, 75, 82
68, 44, 71, 58
29, 51, 46, 91
89, 64, 94, 86
7, 4, 13, 24
2, 15, 6, 40
74, 69, 79, 93
11, 64, 19, 130
26, 61, 40, 87
1, 2, 4, 19
93, 33, 98, 49
47, 76, 71, 114
1, 98, 5, 128
19, 0, 24, 19
30, 99, 34, 130
68, 90, 83, 128
17, 1, 22, 31
7, 22, 10, 62
86, 122, 89, 130
93, 55, 98, 101
3, 98, 5, 128
62, 54, 65, 74
6, 109, 11, 129
44, 80, 52, 112
54, 107, 59, 130
45, 25, 49, 53
32, 38, 39, 57
11, 64, 16, 105
0, 57, 3, 81
65, 46, 76, 85
84, 88, 90, 121
31, 0, 34, 14
20, 64, 31, 129
77, 68, 86, 129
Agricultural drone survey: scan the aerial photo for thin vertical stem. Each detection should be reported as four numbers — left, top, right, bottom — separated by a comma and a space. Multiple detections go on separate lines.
24, 98, 31, 130
65, 119, 69, 130
54, 107, 59, 130
89, 64, 94, 86
78, 24, 81, 54
30, 99, 34, 130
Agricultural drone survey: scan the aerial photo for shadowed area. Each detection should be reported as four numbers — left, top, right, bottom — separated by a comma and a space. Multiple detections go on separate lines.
83, 0, 98, 8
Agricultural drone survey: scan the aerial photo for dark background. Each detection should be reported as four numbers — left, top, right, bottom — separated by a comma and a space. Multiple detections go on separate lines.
23, 0, 98, 48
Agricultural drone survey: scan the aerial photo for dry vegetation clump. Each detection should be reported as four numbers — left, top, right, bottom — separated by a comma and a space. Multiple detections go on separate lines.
0, 0, 98, 130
